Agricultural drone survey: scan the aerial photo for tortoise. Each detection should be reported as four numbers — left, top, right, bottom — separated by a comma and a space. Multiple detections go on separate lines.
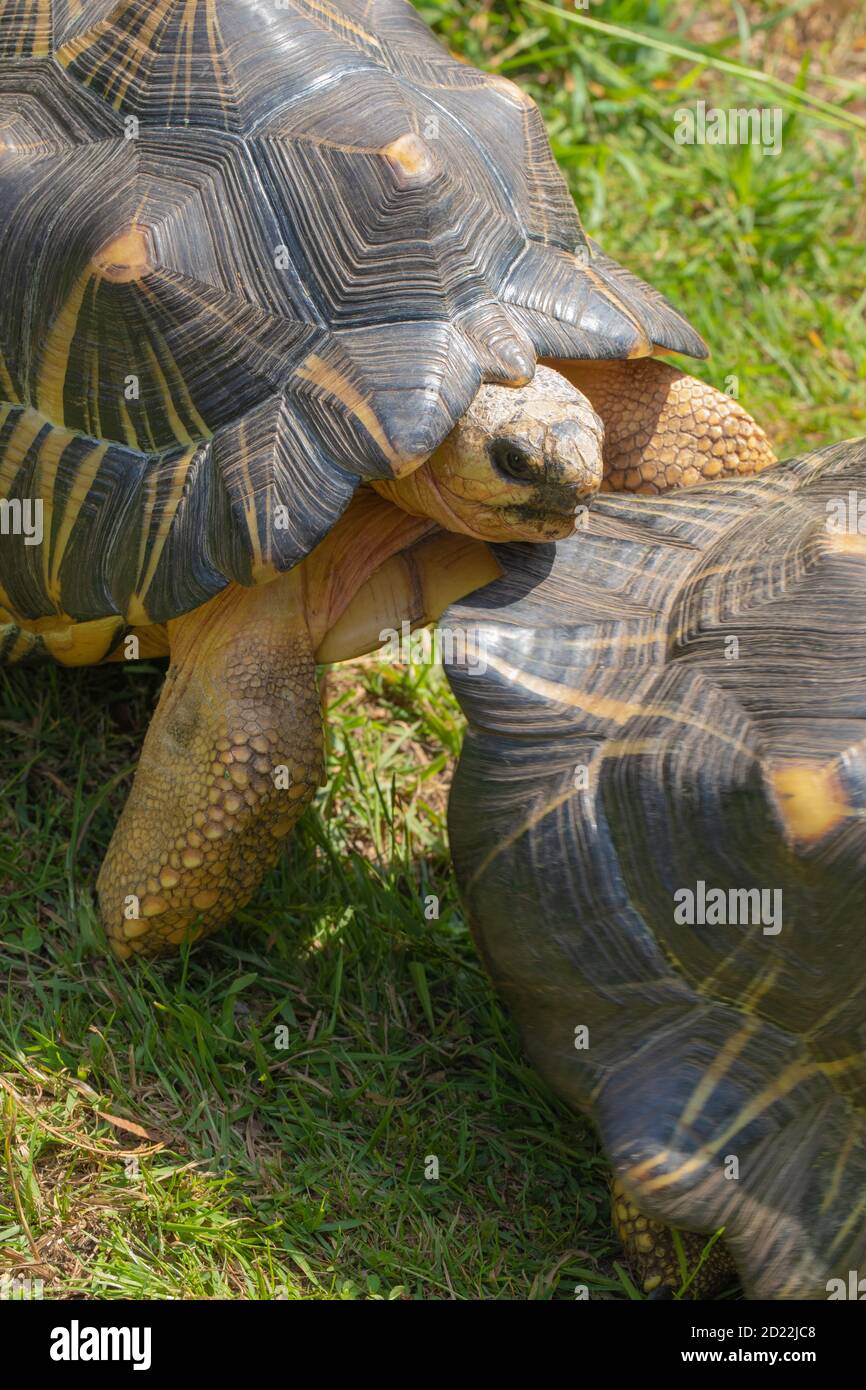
443, 436, 866, 1300
0, 0, 773, 956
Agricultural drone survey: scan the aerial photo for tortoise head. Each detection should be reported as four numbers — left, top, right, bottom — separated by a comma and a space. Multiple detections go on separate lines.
372, 366, 604, 542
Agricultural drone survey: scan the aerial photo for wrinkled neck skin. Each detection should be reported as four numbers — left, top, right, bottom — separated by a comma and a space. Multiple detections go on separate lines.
301, 486, 504, 662
372, 438, 485, 536
301, 489, 439, 647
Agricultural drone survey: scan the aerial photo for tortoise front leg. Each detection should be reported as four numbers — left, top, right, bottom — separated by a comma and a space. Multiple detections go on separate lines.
611, 1178, 737, 1299
100, 492, 498, 959
548, 357, 776, 493
98, 573, 323, 959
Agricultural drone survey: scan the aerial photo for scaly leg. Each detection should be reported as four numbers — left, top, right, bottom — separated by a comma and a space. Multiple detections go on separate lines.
99, 492, 498, 958
611, 1178, 737, 1299
98, 574, 322, 958
547, 357, 776, 492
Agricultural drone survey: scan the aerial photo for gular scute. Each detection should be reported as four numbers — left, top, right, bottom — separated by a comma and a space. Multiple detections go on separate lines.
0, 0, 703, 629
444, 437, 866, 1300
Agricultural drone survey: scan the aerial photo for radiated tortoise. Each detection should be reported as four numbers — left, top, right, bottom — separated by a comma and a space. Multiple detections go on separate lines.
0, 0, 772, 953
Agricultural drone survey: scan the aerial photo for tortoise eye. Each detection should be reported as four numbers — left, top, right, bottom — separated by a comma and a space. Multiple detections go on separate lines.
490, 439, 537, 483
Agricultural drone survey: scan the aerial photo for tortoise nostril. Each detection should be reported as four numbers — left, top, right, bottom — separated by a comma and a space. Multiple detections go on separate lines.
536, 478, 593, 513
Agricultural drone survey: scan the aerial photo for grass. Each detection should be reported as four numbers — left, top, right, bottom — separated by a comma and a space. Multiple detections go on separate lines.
1, 658, 615, 1300
424, 0, 866, 454
1, 0, 864, 1300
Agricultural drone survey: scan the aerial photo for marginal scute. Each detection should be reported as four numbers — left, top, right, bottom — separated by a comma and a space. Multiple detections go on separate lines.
484, 72, 536, 109
457, 302, 536, 387
588, 241, 709, 359
503, 244, 655, 361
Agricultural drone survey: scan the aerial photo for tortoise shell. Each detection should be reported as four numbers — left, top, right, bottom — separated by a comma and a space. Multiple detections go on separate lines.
444, 438, 866, 1299
0, 0, 703, 640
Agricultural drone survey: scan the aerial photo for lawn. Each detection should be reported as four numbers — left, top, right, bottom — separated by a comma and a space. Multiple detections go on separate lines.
1, 0, 864, 1301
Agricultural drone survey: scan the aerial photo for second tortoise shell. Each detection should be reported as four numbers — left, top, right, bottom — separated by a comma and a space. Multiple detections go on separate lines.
444, 438, 866, 1298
